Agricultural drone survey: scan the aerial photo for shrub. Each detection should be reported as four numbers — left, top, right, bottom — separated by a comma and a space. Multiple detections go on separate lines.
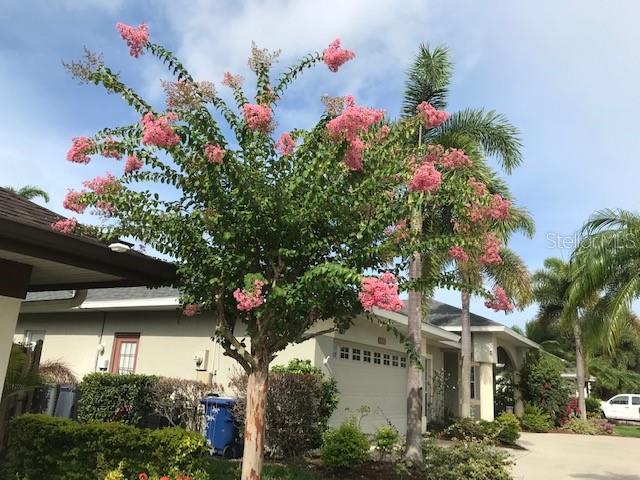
521, 404, 553, 432
423, 439, 513, 480
444, 417, 493, 442
373, 424, 400, 460
39, 359, 78, 385
585, 396, 603, 417
78, 373, 156, 426
519, 351, 571, 425
150, 377, 219, 431
6, 414, 209, 480
495, 373, 516, 416
562, 417, 614, 435
231, 359, 339, 457
494, 412, 520, 445
321, 420, 370, 471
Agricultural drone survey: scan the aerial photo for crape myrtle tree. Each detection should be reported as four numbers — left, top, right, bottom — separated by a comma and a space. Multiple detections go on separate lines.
56, 24, 483, 479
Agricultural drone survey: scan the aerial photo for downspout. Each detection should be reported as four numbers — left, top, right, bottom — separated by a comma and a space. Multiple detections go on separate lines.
19, 290, 88, 313
94, 312, 107, 372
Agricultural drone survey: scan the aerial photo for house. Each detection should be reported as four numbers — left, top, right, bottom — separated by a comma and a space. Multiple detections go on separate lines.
15, 286, 538, 434
0, 187, 174, 400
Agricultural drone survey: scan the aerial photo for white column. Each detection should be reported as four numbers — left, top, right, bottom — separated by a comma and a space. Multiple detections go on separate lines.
0, 295, 22, 399
478, 362, 494, 421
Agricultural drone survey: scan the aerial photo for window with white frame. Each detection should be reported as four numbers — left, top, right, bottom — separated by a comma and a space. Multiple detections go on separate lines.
374, 352, 381, 364
392, 355, 399, 367
352, 348, 361, 361
383, 353, 390, 366
340, 346, 350, 359
363, 350, 371, 363
400, 356, 407, 368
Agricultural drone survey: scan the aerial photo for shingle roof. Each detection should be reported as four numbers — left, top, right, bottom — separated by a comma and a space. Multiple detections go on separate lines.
424, 299, 502, 328
26, 286, 179, 302
0, 187, 63, 229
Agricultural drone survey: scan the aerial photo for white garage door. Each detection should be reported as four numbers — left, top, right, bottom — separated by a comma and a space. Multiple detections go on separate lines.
327, 340, 409, 434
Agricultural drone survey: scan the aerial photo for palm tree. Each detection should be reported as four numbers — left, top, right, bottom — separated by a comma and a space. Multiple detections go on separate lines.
457, 246, 533, 418
5, 185, 50, 203
400, 44, 527, 463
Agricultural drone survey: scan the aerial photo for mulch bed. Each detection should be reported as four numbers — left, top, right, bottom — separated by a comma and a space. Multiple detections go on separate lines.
304, 459, 423, 479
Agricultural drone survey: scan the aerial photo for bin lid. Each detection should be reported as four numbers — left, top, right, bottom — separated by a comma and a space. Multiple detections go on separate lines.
201, 395, 236, 406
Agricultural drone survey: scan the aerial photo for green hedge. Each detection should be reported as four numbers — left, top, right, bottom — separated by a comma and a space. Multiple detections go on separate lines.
6, 414, 209, 480
77, 373, 157, 426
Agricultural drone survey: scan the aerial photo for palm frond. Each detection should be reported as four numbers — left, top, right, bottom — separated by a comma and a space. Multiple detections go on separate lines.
401, 44, 452, 117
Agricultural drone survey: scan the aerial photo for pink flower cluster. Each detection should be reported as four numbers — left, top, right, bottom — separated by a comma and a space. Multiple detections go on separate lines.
51, 218, 77, 234
101, 138, 122, 159
440, 148, 472, 169
182, 304, 201, 317
67, 136, 94, 164
449, 245, 469, 263
63, 189, 87, 214
468, 177, 488, 196
409, 162, 442, 192
417, 102, 450, 128
141, 112, 180, 148
359, 272, 404, 312
242, 103, 273, 133
204, 144, 225, 164
323, 38, 355, 72
384, 219, 410, 243
326, 96, 384, 170
275, 132, 296, 156
376, 125, 391, 141
116, 22, 149, 58
489, 194, 512, 220
233, 279, 265, 311
83, 173, 118, 195
484, 285, 513, 312
221, 72, 244, 89
479, 233, 502, 265
124, 155, 144, 173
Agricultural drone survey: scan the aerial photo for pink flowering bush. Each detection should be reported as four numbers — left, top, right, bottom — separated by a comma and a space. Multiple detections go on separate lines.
83, 173, 119, 195
101, 138, 122, 159
409, 162, 442, 192
124, 155, 144, 173
323, 39, 355, 72
417, 101, 450, 128
440, 148, 472, 169
66, 136, 93, 164
221, 72, 244, 89
141, 112, 180, 147
233, 279, 265, 311
358, 272, 404, 312
484, 285, 513, 312
182, 304, 201, 317
116, 22, 149, 57
275, 132, 296, 156
204, 144, 225, 164
51, 218, 78, 234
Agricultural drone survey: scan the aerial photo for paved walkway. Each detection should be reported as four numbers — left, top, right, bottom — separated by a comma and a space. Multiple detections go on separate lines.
511, 432, 639, 480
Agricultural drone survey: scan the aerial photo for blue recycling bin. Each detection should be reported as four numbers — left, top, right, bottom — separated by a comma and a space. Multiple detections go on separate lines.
201, 396, 242, 458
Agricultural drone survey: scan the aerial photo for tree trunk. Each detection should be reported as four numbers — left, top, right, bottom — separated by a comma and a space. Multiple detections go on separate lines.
405, 208, 423, 467
460, 290, 472, 418
573, 321, 587, 421
240, 363, 269, 480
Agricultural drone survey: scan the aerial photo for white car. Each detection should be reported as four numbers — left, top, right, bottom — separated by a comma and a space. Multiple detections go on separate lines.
601, 394, 640, 421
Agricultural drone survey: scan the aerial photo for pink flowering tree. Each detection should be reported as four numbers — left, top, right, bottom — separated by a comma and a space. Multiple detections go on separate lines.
59, 25, 444, 479
397, 45, 535, 463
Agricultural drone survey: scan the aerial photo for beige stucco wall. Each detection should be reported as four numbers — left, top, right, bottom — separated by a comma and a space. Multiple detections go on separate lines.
15, 310, 457, 435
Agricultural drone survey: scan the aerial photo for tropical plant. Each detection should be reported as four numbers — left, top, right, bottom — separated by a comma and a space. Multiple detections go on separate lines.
5, 185, 50, 202
521, 403, 553, 432
399, 44, 531, 456
2, 344, 42, 399
321, 419, 370, 471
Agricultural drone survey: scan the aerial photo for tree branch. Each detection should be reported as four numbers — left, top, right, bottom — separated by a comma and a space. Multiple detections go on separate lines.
295, 327, 337, 344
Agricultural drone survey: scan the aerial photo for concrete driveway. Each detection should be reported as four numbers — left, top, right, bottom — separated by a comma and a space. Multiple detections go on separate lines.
511, 432, 639, 480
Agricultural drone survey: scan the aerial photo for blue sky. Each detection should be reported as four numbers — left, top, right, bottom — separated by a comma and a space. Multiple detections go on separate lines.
2, 1, 640, 329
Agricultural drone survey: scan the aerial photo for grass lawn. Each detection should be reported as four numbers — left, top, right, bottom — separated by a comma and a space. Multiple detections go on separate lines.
614, 424, 640, 438
207, 459, 323, 480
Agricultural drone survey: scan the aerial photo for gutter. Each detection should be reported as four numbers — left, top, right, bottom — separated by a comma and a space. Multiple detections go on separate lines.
20, 290, 88, 313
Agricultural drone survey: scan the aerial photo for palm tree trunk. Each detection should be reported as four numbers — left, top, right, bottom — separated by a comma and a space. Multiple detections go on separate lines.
240, 362, 269, 480
573, 321, 587, 421
460, 290, 472, 418
405, 209, 423, 467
